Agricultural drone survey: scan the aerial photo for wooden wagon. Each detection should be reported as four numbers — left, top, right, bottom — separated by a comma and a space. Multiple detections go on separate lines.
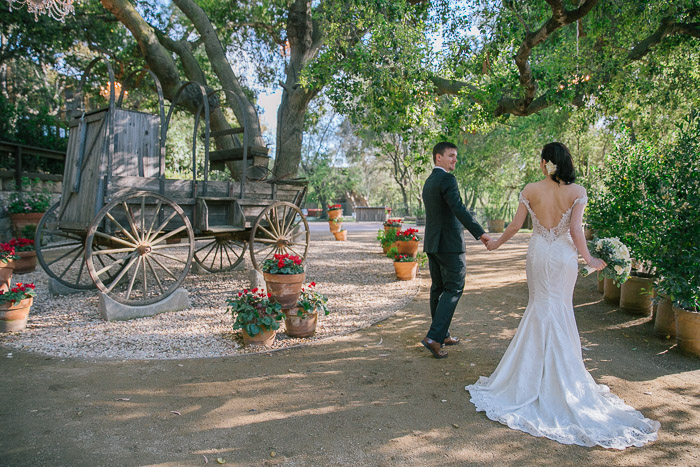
35, 58, 309, 306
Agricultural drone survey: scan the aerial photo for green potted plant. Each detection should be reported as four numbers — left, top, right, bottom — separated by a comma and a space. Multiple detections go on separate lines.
0, 282, 36, 333
648, 114, 700, 355
333, 228, 347, 241
8, 238, 36, 274
262, 253, 305, 308
227, 288, 284, 346
0, 244, 19, 293
327, 203, 342, 220
395, 228, 421, 257
383, 218, 403, 234
377, 228, 398, 254
5, 182, 52, 237
393, 253, 426, 281
329, 216, 343, 233
483, 206, 505, 233
284, 281, 329, 337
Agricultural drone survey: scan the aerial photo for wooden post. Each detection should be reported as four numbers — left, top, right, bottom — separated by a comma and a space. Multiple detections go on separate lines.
14, 145, 22, 190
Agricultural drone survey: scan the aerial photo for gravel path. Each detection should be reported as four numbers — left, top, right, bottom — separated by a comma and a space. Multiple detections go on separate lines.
0, 234, 420, 360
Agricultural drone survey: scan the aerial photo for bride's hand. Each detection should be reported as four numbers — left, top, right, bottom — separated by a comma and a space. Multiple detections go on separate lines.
487, 239, 499, 251
587, 257, 606, 271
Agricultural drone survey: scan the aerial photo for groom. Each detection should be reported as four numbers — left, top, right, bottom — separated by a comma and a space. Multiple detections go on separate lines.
421, 142, 490, 359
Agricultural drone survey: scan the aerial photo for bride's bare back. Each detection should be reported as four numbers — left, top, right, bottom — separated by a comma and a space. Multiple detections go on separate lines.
522, 179, 586, 229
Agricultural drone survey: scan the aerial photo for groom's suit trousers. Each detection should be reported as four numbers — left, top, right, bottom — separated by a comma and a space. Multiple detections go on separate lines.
426, 252, 466, 343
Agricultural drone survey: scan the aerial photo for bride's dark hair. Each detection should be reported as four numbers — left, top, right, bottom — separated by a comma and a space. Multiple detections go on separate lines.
541, 142, 576, 185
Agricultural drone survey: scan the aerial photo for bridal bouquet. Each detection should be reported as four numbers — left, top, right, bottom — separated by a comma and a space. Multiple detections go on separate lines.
580, 237, 632, 285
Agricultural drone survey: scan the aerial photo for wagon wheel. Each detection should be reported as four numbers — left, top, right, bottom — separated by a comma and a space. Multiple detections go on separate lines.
35, 202, 122, 290
194, 235, 247, 273
249, 201, 309, 271
85, 192, 195, 306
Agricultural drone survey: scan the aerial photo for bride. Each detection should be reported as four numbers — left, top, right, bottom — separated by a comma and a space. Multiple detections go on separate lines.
466, 142, 660, 449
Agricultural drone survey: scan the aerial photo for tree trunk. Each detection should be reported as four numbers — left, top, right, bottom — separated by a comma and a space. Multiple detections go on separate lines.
272, 0, 322, 179
274, 87, 315, 179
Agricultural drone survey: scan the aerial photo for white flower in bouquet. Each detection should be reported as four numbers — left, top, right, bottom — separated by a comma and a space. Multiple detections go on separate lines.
580, 237, 632, 285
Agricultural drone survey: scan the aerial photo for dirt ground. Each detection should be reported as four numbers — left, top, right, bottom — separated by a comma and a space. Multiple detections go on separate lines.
1, 230, 698, 466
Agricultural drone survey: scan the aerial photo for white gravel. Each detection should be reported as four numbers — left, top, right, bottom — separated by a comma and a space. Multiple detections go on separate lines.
0, 236, 421, 360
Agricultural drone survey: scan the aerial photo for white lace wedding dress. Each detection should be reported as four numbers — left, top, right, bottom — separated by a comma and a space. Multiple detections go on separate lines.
466, 194, 660, 449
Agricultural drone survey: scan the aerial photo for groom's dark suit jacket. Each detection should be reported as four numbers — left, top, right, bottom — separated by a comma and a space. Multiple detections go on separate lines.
422, 168, 485, 253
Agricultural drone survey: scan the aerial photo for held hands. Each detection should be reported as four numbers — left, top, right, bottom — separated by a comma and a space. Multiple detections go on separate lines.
480, 234, 492, 249
586, 257, 607, 271
486, 239, 499, 251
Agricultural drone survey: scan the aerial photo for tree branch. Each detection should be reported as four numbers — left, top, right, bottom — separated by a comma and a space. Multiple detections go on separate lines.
172, 0, 265, 145
628, 17, 700, 60
507, 0, 598, 115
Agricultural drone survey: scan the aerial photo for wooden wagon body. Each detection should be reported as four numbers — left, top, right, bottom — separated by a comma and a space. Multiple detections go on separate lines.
35, 59, 309, 306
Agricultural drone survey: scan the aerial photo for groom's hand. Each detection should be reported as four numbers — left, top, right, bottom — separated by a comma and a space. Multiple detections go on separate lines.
479, 233, 492, 248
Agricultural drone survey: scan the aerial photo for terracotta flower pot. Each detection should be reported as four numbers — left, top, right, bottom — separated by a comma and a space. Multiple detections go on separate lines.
487, 219, 504, 233
596, 271, 604, 293
0, 261, 15, 293
242, 328, 276, 347
328, 221, 342, 233
394, 261, 418, 281
396, 240, 419, 257
327, 209, 342, 220
654, 296, 676, 339
620, 274, 654, 315
674, 305, 700, 356
384, 225, 401, 234
13, 250, 37, 274
603, 277, 621, 305
333, 230, 347, 241
284, 307, 318, 338
9, 212, 44, 237
0, 296, 33, 332
264, 272, 305, 308
382, 242, 398, 254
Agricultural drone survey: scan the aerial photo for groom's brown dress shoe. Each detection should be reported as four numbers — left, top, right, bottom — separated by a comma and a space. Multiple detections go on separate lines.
421, 337, 448, 359
442, 336, 461, 346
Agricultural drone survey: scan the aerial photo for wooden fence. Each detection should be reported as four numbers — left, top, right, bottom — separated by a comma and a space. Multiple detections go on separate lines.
0, 141, 66, 190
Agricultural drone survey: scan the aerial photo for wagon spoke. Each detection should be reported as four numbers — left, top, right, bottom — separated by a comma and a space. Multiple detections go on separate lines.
92, 246, 137, 255
125, 257, 141, 300
106, 212, 139, 245
286, 245, 303, 259
123, 202, 142, 242
209, 243, 221, 270
96, 251, 137, 276
105, 255, 139, 294
254, 238, 278, 244
149, 254, 178, 280
222, 242, 234, 266
75, 254, 86, 284
46, 244, 83, 267
149, 211, 178, 243
142, 254, 148, 299
264, 211, 280, 237
145, 256, 165, 294
140, 196, 146, 236
256, 224, 277, 241
144, 201, 163, 243
58, 247, 84, 279
94, 229, 137, 248
151, 250, 189, 264
197, 241, 217, 264
150, 225, 187, 246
